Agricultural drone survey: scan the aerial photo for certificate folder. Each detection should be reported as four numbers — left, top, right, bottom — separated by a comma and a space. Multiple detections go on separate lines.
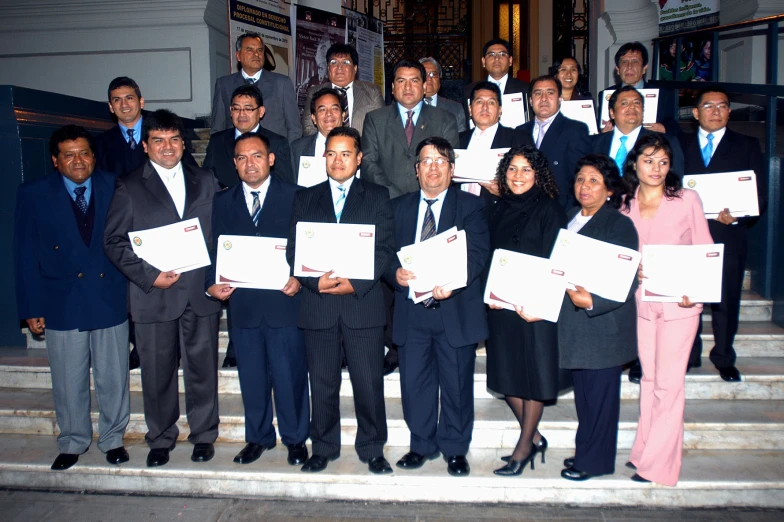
216, 235, 290, 290
294, 222, 376, 280
128, 217, 210, 273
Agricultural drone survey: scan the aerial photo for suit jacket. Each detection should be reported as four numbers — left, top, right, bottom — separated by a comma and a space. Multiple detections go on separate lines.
15, 170, 128, 331
286, 177, 395, 330
518, 113, 591, 209
679, 128, 766, 254
361, 103, 460, 198
384, 187, 490, 347
104, 160, 222, 323
558, 204, 639, 369
203, 127, 295, 187
601, 81, 680, 138
591, 126, 685, 177
435, 96, 467, 133
462, 76, 531, 126
205, 178, 301, 329
301, 80, 385, 136
211, 71, 302, 142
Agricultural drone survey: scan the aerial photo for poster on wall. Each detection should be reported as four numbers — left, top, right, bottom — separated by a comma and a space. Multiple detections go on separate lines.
228, 0, 293, 77
657, 37, 713, 82
658, 0, 719, 36
344, 10, 386, 95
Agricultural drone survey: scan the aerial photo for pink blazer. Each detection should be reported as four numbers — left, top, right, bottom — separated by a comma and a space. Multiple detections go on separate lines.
624, 189, 714, 321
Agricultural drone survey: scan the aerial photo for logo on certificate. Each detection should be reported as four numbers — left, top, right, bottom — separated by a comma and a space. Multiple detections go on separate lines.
305, 229, 314, 239
454, 152, 460, 159
132, 236, 142, 247
499, 257, 508, 266
303, 160, 311, 168
404, 255, 412, 265
223, 240, 232, 250
560, 237, 569, 247
687, 179, 697, 188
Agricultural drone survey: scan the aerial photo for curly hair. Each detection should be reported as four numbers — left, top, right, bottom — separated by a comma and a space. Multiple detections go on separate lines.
574, 153, 629, 210
494, 145, 559, 200
621, 134, 682, 212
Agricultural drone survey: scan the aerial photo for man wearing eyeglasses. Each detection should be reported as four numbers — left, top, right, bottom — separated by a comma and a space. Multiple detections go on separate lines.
419, 57, 467, 133
682, 87, 766, 383
301, 43, 384, 137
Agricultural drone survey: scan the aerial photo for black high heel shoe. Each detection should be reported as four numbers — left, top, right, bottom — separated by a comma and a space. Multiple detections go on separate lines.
494, 444, 536, 476
501, 435, 548, 464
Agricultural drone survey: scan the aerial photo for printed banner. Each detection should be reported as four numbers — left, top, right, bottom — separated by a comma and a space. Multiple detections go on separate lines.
344, 10, 386, 94
658, 0, 719, 36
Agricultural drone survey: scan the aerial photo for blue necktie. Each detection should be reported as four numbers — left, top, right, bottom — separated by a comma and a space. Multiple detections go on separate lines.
127, 128, 137, 150
334, 185, 347, 222
74, 186, 88, 214
702, 133, 714, 167
251, 191, 261, 226
615, 136, 628, 175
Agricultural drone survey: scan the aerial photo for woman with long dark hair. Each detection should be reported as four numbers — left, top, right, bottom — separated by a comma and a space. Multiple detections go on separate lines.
550, 57, 592, 101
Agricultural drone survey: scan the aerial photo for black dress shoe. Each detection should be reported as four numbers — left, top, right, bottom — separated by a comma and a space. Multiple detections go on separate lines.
222, 355, 237, 368
366, 456, 393, 475
493, 444, 536, 476
301, 454, 337, 473
718, 365, 741, 382
233, 442, 272, 465
191, 442, 215, 462
383, 359, 398, 376
563, 457, 575, 468
287, 443, 308, 466
561, 465, 604, 481
446, 455, 470, 477
631, 473, 651, 483
147, 444, 175, 467
396, 451, 439, 470
51, 453, 79, 470
106, 446, 129, 465
628, 360, 642, 384
625, 461, 637, 470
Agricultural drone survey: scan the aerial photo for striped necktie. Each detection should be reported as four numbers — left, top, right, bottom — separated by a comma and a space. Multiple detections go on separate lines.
337, 86, 350, 126
420, 199, 438, 308
127, 128, 137, 150
334, 185, 347, 222
251, 191, 261, 226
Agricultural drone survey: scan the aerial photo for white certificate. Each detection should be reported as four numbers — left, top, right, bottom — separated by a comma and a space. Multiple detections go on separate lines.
215, 235, 290, 290
298, 156, 360, 188
397, 227, 468, 303
129, 218, 210, 273
560, 100, 599, 135
452, 148, 510, 183
549, 229, 640, 303
600, 88, 659, 126
294, 222, 375, 280
484, 249, 568, 322
641, 244, 724, 303
468, 92, 529, 129
683, 171, 759, 219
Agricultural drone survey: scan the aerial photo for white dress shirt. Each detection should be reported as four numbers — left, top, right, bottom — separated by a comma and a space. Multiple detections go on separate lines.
467, 122, 499, 150
533, 112, 559, 146
242, 177, 270, 217
315, 132, 327, 158
235, 123, 261, 139
567, 212, 593, 233
409, 188, 448, 300
242, 69, 262, 83
698, 126, 726, 161
488, 73, 508, 94
151, 161, 186, 218
328, 175, 355, 216
609, 125, 643, 159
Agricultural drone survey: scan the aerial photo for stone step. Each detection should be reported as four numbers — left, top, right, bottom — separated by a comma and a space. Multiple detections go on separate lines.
194, 128, 211, 140
0, 434, 781, 508
193, 152, 206, 167
191, 139, 209, 154
1, 388, 781, 450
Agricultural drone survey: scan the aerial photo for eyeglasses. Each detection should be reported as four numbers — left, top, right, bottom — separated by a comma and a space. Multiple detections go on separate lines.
419, 157, 450, 166
230, 106, 259, 113
426, 71, 440, 79
485, 51, 510, 59
329, 59, 353, 68
700, 102, 730, 112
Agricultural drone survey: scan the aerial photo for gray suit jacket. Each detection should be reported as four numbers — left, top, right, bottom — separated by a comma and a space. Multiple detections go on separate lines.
290, 133, 318, 185
434, 96, 467, 133
301, 80, 384, 136
211, 71, 303, 143
361, 103, 460, 198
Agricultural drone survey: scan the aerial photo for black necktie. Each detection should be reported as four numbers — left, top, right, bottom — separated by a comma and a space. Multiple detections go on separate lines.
337, 86, 350, 126
127, 128, 137, 150
74, 186, 88, 215
420, 199, 437, 308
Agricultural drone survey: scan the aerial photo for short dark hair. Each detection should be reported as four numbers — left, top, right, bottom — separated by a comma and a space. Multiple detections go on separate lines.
495, 146, 559, 200
326, 43, 359, 67
530, 74, 563, 97
608, 85, 644, 115
615, 42, 649, 67
621, 134, 682, 212
234, 132, 270, 156
326, 126, 361, 152
142, 109, 185, 143
107, 77, 142, 101
416, 136, 455, 165
483, 38, 512, 56
392, 59, 426, 83
49, 125, 95, 158
236, 32, 263, 52
574, 154, 627, 210
310, 87, 343, 116
695, 86, 729, 107
470, 81, 502, 105
231, 84, 263, 107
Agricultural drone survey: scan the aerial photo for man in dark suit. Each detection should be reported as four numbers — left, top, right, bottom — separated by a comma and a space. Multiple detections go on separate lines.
517, 75, 591, 209
204, 84, 294, 186
15, 125, 130, 471
95, 77, 147, 176
387, 137, 489, 476
205, 133, 309, 466
462, 38, 531, 126
599, 41, 679, 138
419, 57, 467, 133
287, 127, 395, 475
683, 87, 767, 382
361, 59, 460, 198
301, 43, 384, 137
291, 87, 347, 181
211, 32, 302, 142
104, 109, 222, 468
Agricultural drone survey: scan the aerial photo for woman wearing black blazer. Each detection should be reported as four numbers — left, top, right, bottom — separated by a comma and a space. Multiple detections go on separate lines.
558, 154, 639, 481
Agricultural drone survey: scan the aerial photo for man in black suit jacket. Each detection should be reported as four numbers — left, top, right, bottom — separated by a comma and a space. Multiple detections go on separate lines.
104, 110, 222, 468
204, 84, 294, 186
386, 137, 489, 477
287, 127, 395, 475
683, 88, 767, 382
205, 133, 309, 466
291, 87, 347, 183
517, 75, 591, 209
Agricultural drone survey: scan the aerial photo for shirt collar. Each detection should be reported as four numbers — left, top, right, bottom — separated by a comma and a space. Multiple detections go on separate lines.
474, 121, 499, 136
698, 126, 726, 141
235, 124, 260, 138
535, 111, 559, 125
241, 69, 262, 82
150, 160, 183, 180
242, 176, 270, 199
613, 125, 643, 143
332, 81, 354, 90
60, 173, 92, 196
420, 187, 448, 203
488, 73, 508, 86
397, 101, 424, 122
329, 174, 355, 191
118, 117, 143, 142
624, 79, 645, 89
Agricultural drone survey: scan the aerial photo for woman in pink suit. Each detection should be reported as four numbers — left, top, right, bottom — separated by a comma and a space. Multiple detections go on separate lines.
621, 134, 713, 486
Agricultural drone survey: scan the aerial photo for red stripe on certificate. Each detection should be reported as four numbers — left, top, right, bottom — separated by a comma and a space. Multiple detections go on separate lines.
359, 232, 373, 237
618, 254, 633, 261
184, 225, 198, 232
706, 252, 720, 257
275, 245, 286, 250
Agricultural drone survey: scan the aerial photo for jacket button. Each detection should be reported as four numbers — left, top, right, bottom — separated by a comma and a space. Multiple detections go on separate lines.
100, 273, 105, 278
553, 160, 559, 165
54, 245, 59, 250
256, 232, 261, 236
77, 273, 84, 278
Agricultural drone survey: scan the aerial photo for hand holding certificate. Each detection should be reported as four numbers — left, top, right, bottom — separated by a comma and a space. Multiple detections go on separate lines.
294, 222, 376, 280
484, 249, 568, 322
129, 217, 210, 273
216, 235, 290, 290
452, 148, 509, 183
600, 88, 659, 126
641, 244, 724, 303
560, 100, 599, 135
397, 227, 468, 303
683, 171, 759, 219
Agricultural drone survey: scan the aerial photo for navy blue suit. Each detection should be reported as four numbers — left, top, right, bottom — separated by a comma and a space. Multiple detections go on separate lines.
206, 177, 308, 447
385, 187, 490, 457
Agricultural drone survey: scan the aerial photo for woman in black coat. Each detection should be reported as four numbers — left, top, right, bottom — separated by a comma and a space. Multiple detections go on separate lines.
558, 154, 639, 481
486, 145, 567, 476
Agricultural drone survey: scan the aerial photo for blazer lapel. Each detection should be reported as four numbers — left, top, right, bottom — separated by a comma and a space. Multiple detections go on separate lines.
437, 187, 458, 233
89, 172, 111, 248
340, 177, 365, 222
410, 104, 432, 149
317, 182, 338, 223
47, 174, 84, 251
399, 193, 420, 245
222, 130, 235, 162
540, 113, 565, 152
182, 163, 200, 218
388, 106, 410, 151
230, 184, 256, 232
141, 162, 180, 219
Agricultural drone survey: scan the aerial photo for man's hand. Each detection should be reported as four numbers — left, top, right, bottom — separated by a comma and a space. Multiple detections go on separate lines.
281, 276, 301, 296
643, 122, 666, 133
566, 285, 593, 309
600, 120, 614, 133
514, 305, 542, 322
488, 304, 504, 310
432, 286, 453, 300
25, 317, 45, 335
207, 283, 236, 301
678, 295, 696, 308
478, 180, 500, 197
637, 263, 646, 285
153, 270, 180, 289
318, 271, 355, 295
715, 208, 737, 226
396, 268, 416, 287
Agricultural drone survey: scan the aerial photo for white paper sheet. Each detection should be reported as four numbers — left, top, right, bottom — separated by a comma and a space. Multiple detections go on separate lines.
397, 227, 468, 304
641, 244, 724, 303
298, 156, 361, 188
683, 171, 759, 219
294, 222, 376, 280
452, 148, 510, 183
215, 235, 290, 290
599, 88, 659, 126
129, 218, 210, 273
560, 100, 599, 135
468, 92, 529, 130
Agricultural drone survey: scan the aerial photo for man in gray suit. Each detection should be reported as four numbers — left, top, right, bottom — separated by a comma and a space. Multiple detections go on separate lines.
361, 59, 460, 198
301, 43, 384, 137
419, 57, 466, 133
211, 32, 302, 142
291, 87, 347, 181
